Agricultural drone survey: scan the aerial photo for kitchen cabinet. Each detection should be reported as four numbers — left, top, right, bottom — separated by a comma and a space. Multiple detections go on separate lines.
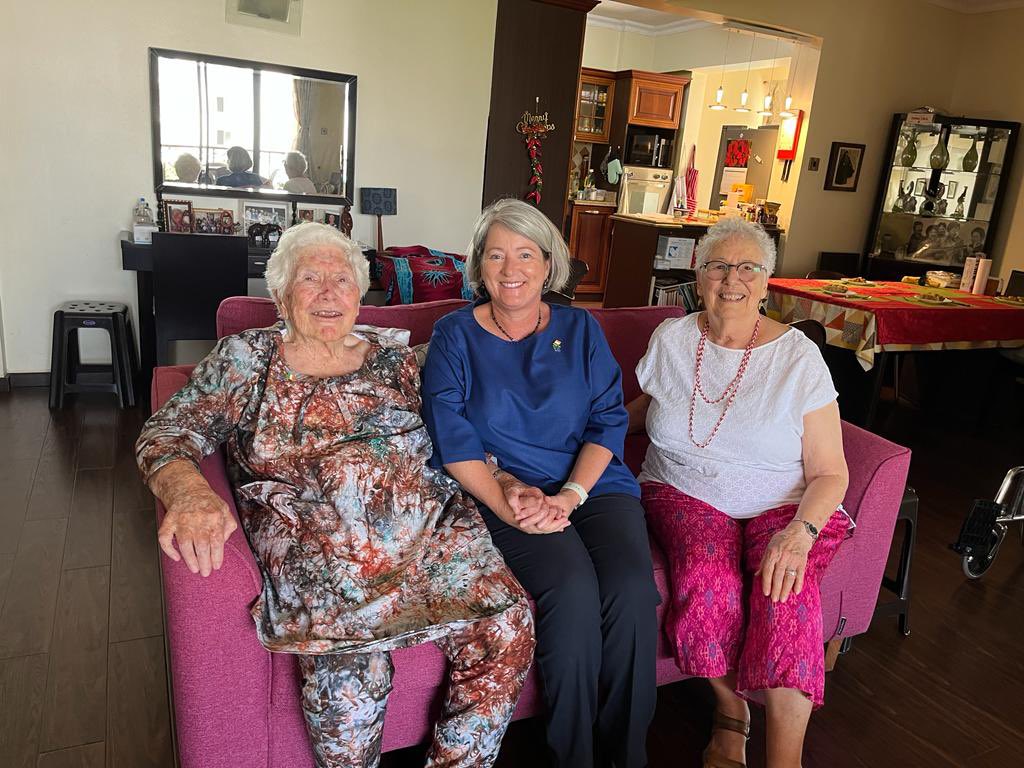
624, 72, 686, 129
574, 68, 615, 144
568, 202, 615, 297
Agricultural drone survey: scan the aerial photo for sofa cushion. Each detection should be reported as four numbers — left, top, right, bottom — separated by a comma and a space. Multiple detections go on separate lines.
377, 246, 474, 306
589, 306, 686, 403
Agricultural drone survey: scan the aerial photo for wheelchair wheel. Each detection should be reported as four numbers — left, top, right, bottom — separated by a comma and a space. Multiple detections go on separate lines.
961, 525, 1007, 579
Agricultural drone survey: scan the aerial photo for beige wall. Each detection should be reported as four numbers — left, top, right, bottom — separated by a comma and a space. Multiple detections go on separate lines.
948, 7, 1024, 281
0, 0, 497, 373
583, 25, 656, 70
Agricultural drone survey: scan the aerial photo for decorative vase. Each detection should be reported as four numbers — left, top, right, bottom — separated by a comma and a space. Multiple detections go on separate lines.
893, 180, 906, 213
953, 187, 967, 219
929, 137, 950, 170
962, 136, 979, 172
900, 132, 918, 167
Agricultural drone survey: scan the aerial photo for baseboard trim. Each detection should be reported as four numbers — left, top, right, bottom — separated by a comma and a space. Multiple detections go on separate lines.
10, 372, 49, 388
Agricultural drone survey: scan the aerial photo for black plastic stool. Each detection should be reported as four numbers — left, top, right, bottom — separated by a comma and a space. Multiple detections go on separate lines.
873, 485, 918, 636
49, 301, 137, 409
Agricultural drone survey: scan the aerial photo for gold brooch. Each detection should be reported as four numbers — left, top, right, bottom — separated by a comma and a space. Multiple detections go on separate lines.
552, 339, 562, 351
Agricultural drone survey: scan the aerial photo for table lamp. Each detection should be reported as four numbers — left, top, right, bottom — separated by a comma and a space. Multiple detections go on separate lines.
359, 187, 397, 253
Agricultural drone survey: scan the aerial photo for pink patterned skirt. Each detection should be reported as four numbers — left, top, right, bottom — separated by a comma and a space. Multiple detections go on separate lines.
641, 482, 850, 708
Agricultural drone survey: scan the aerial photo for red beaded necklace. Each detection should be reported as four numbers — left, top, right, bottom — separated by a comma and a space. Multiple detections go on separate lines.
688, 313, 761, 449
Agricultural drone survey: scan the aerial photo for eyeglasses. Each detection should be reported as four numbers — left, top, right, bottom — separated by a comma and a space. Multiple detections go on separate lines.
701, 260, 768, 282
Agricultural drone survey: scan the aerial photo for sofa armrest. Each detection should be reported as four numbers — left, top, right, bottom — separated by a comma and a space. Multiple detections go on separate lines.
159, 448, 271, 768
820, 422, 912, 637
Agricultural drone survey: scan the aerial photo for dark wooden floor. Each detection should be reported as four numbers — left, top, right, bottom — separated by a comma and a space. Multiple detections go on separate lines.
1, 381, 1022, 767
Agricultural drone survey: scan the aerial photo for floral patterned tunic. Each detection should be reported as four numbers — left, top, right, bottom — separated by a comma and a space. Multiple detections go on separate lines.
137, 324, 525, 655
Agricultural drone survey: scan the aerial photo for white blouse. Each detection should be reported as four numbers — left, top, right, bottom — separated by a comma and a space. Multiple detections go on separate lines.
637, 314, 838, 519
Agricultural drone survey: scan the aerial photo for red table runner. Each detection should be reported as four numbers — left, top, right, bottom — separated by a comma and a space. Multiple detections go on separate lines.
768, 279, 1024, 346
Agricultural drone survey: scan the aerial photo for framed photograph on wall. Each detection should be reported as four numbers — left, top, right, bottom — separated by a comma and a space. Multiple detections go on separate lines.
163, 199, 194, 233
824, 142, 866, 192
241, 201, 289, 230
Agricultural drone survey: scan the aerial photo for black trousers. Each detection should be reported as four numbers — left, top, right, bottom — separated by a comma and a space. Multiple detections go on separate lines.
480, 493, 659, 768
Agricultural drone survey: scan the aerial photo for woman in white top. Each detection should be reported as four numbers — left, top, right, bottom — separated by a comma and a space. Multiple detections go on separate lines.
628, 218, 850, 768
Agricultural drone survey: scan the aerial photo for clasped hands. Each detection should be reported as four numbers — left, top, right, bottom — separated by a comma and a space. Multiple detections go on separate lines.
498, 475, 577, 535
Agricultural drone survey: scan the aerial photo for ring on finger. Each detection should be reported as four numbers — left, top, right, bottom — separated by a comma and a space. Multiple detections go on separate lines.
784, 568, 798, 577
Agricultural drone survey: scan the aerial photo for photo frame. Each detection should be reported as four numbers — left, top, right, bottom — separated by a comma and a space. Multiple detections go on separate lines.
914, 178, 927, 196
296, 205, 317, 223
320, 206, 344, 230
824, 142, 866, 192
163, 199, 194, 233
241, 201, 289, 230
946, 180, 958, 199
193, 208, 236, 235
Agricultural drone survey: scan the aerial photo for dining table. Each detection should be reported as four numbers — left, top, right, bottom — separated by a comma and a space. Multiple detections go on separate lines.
766, 277, 1024, 426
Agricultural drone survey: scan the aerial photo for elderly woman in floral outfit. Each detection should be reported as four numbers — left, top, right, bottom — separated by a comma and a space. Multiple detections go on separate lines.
136, 222, 535, 768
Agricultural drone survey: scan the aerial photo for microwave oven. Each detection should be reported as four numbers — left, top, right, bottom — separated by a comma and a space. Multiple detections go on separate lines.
628, 134, 674, 168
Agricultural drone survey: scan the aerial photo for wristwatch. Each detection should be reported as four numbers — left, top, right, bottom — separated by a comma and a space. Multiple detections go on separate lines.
794, 518, 819, 541
561, 481, 589, 510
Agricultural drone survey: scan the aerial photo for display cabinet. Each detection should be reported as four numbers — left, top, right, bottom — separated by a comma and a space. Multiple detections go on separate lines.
574, 68, 615, 144
863, 113, 1019, 278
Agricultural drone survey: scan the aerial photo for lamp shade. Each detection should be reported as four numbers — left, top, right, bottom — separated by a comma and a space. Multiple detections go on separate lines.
360, 187, 397, 216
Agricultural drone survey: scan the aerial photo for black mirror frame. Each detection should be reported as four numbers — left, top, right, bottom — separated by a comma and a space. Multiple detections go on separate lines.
149, 47, 358, 207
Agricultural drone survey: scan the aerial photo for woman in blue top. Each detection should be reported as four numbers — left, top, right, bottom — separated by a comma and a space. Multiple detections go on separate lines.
422, 199, 658, 768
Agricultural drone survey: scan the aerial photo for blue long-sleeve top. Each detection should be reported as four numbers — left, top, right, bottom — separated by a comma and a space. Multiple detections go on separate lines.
421, 301, 640, 498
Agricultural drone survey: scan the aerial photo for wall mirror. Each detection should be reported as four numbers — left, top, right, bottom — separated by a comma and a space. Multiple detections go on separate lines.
149, 48, 357, 205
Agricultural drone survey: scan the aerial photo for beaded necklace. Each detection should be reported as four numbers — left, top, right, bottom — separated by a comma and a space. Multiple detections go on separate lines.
490, 304, 542, 342
688, 314, 761, 449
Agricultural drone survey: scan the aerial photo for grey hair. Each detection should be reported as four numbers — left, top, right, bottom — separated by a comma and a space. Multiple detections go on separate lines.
283, 151, 308, 176
265, 223, 370, 315
173, 153, 201, 182
694, 218, 777, 276
465, 198, 571, 293
226, 145, 253, 173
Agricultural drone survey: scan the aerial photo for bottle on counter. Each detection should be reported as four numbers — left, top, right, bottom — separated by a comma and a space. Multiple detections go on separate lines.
132, 196, 159, 244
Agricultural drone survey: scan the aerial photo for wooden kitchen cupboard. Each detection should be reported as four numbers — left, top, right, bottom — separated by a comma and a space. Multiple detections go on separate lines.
568, 203, 614, 298
574, 68, 616, 144
620, 71, 687, 129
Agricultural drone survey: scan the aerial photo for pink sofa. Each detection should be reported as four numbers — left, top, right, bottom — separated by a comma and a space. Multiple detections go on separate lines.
151, 297, 911, 768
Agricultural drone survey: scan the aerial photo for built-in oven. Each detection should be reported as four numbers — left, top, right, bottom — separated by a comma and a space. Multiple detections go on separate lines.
627, 134, 674, 168
617, 165, 674, 215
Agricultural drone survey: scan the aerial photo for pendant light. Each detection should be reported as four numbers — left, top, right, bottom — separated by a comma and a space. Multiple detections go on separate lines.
735, 32, 755, 113
708, 28, 733, 111
779, 42, 801, 119
757, 37, 781, 118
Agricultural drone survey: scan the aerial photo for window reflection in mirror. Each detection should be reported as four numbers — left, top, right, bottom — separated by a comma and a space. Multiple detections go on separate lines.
150, 49, 356, 203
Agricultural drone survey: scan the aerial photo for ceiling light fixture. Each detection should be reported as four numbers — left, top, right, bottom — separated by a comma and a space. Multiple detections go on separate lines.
708, 28, 733, 111
757, 37, 781, 118
779, 42, 802, 119
735, 32, 756, 113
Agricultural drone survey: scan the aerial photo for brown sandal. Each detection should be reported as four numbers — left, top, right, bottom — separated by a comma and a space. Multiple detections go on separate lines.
702, 711, 751, 768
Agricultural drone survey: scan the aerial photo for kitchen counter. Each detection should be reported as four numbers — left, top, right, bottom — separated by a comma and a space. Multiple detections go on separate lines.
611, 212, 782, 229
570, 198, 618, 208
603, 215, 784, 307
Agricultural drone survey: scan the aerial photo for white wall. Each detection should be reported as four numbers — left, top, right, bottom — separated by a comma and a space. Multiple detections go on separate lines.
0, 0, 497, 373
582, 25, 656, 71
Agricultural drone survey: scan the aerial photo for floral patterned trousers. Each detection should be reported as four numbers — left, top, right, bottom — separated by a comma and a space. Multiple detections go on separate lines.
641, 482, 850, 708
297, 599, 535, 768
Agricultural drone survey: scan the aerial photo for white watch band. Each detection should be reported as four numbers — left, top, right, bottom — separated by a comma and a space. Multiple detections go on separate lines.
561, 481, 589, 508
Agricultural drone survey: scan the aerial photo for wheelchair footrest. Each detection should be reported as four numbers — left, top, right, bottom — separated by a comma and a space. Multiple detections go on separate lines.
952, 500, 1004, 555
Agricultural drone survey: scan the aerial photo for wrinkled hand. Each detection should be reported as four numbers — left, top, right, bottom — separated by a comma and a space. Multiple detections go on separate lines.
158, 484, 237, 577
756, 521, 813, 603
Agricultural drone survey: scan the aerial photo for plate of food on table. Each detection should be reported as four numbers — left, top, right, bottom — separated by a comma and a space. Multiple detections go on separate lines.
839, 276, 878, 287
994, 294, 1024, 306
818, 282, 872, 299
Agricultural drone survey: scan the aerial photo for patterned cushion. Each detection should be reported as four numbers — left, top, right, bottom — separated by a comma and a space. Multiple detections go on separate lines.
377, 246, 475, 306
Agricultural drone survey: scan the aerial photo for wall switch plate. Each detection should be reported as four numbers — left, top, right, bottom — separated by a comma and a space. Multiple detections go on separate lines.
808, 157, 821, 171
